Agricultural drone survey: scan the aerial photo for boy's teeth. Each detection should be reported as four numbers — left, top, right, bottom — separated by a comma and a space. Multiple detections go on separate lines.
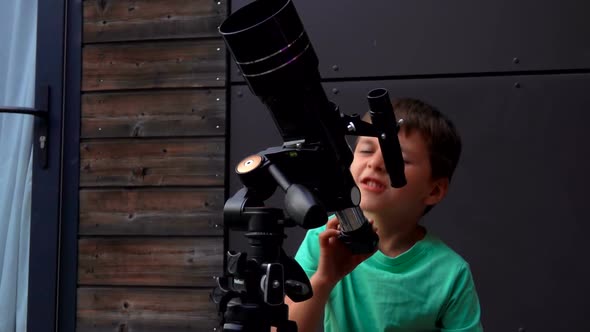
367, 180, 383, 188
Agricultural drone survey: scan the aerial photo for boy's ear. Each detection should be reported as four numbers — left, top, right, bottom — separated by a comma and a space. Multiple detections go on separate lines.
424, 177, 449, 206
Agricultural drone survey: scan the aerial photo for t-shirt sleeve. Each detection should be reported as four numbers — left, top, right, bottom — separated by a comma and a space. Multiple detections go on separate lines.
294, 225, 326, 280
439, 263, 484, 332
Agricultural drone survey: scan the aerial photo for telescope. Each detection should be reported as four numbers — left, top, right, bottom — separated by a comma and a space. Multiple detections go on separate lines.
212, 0, 406, 331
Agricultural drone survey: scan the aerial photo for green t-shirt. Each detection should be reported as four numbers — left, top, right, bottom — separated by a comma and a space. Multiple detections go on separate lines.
294, 225, 483, 332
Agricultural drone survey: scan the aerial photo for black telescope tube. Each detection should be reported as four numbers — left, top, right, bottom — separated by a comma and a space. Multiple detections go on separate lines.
219, 0, 352, 166
367, 89, 407, 188
218, 0, 315, 93
218, 0, 309, 71
219, 0, 327, 144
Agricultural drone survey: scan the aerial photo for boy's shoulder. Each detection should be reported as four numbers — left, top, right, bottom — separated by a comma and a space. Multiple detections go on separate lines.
422, 231, 471, 271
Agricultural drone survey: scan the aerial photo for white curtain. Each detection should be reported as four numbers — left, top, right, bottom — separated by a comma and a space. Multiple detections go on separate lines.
0, 0, 38, 330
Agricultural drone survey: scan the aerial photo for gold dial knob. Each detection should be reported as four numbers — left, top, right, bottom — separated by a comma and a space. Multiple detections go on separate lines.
236, 155, 263, 174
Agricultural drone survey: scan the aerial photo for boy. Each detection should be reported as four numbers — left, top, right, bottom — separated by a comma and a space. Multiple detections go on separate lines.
286, 98, 483, 331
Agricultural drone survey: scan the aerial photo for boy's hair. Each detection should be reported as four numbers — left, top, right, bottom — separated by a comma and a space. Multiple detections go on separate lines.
359, 98, 462, 214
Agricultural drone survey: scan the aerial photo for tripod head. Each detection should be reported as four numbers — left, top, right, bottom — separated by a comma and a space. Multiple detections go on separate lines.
212, 0, 407, 330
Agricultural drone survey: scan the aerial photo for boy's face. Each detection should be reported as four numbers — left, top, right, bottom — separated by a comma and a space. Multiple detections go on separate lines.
350, 128, 445, 220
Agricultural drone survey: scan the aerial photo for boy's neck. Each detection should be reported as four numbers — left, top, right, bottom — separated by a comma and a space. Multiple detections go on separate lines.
367, 212, 426, 258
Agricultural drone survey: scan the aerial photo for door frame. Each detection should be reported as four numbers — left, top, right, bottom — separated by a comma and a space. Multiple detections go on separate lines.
27, 0, 81, 330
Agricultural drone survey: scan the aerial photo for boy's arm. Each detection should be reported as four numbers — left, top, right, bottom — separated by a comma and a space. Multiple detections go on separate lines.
280, 217, 376, 332
285, 274, 335, 332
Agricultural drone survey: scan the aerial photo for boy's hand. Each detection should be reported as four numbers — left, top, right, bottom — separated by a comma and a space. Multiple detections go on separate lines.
315, 217, 378, 288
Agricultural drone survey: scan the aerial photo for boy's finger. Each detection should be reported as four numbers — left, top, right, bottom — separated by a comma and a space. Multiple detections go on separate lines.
326, 217, 340, 230
319, 229, 340, 248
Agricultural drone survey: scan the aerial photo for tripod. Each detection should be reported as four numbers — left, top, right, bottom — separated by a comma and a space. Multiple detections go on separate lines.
213, 145, 329, 332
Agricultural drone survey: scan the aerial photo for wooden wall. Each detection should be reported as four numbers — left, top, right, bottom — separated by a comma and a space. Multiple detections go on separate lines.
78, 1, 226, 330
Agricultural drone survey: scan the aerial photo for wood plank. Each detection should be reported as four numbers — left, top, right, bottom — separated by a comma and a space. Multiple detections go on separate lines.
78, 238, 223, 287
83, 40, 225, 91
81, 89, 225, 138
80, 188, 224, 236
84, 0, 226, 43
80, 138, 224, 187
77, 287, 219, 331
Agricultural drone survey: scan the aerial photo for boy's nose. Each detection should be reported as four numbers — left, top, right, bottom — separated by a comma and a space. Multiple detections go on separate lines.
368, 151, 385, 171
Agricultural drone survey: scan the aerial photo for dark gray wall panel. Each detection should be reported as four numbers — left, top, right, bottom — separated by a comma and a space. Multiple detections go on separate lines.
230, 0, 590, 81
229, 74, 590, 331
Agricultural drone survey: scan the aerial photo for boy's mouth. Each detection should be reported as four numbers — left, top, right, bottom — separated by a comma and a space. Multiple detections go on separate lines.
360, 177, 387, 192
